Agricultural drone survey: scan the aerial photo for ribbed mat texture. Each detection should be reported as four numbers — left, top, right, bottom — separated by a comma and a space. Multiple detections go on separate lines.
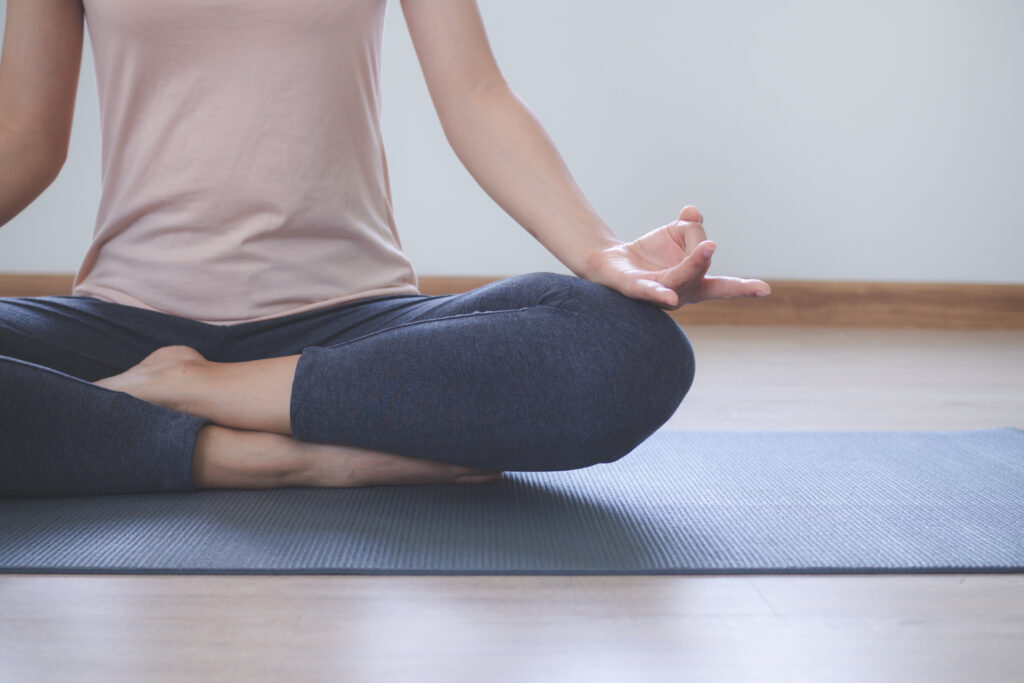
1, 428, 1022, 574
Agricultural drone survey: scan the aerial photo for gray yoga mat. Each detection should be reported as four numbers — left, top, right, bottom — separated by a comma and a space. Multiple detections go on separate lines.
1, 428, 1022, 575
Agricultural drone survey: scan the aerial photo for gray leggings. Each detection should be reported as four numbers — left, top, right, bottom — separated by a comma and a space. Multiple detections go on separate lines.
0, 272, 695, 497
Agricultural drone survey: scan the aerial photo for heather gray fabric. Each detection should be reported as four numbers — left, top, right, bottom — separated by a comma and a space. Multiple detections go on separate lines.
1, 428, 1021, 575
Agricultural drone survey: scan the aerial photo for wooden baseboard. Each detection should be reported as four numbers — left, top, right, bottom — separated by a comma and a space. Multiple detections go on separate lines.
0, 273, 76, 298
419, 276, 1024, 329
2, 273, 1022, 329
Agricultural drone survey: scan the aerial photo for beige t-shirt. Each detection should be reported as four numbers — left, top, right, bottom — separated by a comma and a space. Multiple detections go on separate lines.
72, 0, 420, 325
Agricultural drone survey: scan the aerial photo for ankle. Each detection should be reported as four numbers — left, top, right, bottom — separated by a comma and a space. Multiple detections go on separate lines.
158, 357, 215, 416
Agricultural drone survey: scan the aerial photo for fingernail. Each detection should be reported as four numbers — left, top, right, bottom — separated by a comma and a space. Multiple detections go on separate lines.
703, 247, 715, 258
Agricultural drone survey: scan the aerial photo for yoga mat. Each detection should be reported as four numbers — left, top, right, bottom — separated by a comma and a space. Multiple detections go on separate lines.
1, 428, 1022, 575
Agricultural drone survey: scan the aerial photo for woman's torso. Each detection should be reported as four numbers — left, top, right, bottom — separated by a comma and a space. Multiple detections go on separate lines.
73, 0, 419, 325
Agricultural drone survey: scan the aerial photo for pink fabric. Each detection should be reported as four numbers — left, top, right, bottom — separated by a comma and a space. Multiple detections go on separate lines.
73, 0, 419, 325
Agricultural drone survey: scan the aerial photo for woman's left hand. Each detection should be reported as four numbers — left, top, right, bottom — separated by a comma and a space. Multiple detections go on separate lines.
582, 205, 771, 311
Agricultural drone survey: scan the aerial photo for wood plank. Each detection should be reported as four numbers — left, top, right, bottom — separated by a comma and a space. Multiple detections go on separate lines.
4, 272, 1020, 328
668, 326, 1024, 431
1, 575, 1022, 683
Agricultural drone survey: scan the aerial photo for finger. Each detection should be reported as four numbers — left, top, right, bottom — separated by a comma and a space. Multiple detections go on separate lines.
672, 220, 708, 253
643, 279, 680, 307
678, 205, 703, 224
660, 240, 716, 290
695, 276, 772, 302
628, 277, 680, 307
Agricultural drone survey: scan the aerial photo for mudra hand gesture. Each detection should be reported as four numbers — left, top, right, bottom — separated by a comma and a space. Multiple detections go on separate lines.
584, 205, 771, 311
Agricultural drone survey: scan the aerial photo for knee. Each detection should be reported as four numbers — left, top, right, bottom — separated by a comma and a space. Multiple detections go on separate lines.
539, 282, 696, 470
589, 306, 695, 466
475, 272, 696, 471
559, 274, 696, 406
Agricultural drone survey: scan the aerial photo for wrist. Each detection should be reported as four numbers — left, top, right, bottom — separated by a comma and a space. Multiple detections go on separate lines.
577, 238, 626, 280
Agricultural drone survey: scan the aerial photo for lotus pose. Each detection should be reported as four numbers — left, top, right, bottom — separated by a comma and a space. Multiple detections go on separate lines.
0, 0, 768, 498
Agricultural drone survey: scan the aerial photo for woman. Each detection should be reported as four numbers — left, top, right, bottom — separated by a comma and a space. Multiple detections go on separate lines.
0, 0, 769, 497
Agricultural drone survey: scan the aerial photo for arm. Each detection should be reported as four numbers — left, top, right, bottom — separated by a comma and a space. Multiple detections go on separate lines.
401, 0, 769, 309
434, 82, 623, 282
0, 0, 84, 228
401, 0, 617, 280
0, 127, 63, 228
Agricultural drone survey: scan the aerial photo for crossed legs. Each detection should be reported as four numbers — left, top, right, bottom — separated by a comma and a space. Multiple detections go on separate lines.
93, 273, 696, 492
95, 346, 504, 489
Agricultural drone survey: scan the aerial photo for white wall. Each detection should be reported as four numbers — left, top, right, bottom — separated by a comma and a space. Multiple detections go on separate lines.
1, 0, 1021, 283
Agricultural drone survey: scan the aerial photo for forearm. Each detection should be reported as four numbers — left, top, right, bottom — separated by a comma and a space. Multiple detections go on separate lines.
438, 83, 622, 278
0, 126, 61, 229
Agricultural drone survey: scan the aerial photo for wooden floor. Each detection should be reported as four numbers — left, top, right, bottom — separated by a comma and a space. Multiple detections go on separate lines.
2, 325, 1022, 683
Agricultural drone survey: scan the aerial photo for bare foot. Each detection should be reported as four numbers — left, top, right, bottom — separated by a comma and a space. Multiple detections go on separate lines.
102, 348, 507, 488
293, 437, 505, 488
194, 424, 504, 489
94, 345, 208, 413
